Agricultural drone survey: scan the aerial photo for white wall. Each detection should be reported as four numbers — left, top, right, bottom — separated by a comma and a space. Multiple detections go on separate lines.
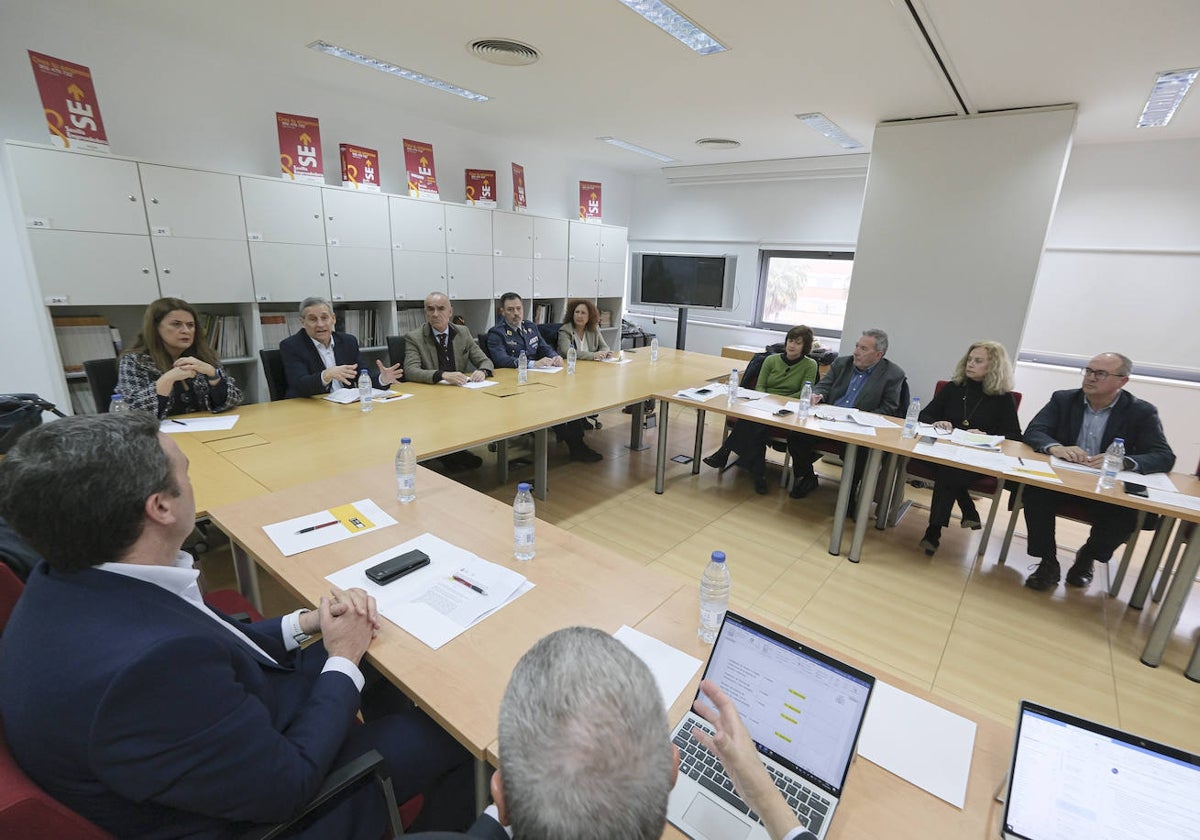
0, 5, 632, 400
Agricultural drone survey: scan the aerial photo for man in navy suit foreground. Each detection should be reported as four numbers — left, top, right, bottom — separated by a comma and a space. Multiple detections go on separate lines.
408, 627, 816, 840
0, 412, 468, 838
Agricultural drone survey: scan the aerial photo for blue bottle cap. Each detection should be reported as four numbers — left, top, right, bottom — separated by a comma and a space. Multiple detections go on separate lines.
518, 482, 531, 492
711, 551, 726, 563
401, 437, 411, 444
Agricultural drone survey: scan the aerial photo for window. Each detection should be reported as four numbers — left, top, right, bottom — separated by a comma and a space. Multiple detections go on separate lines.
754, 250, 854, 335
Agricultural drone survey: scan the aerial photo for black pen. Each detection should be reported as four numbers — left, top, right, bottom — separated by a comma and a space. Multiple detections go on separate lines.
169, 418, 187, 426
451, 575, 486, 595
296, 520, 339, 534
1018, 457, 1025, 466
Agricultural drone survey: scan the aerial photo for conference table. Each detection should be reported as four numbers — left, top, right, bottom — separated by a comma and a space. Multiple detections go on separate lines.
182, 347, 730, 513
649, 387, 1200, 667
207, 462, 683, 810
482, 588, 1015, 840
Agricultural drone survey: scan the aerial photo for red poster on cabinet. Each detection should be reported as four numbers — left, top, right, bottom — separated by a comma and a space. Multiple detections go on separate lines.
579, 181, 602, 223
465, 169, 497, 208
340, 144, 380, 192
512, 163, 527, 212
28, 51, 109, 152
403, 138, 439, 199
276, 113, 324, 183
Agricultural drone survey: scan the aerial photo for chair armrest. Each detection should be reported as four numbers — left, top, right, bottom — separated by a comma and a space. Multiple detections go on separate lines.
234, 749, 403, 839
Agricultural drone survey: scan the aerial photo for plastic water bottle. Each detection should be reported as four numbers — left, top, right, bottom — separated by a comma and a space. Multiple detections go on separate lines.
650, 336, 660, 362
108, 392, 130, 413
358, 369, 373, 412
699, 551, 731, 643
901, 397, 921, 439
395, 437, 416, 503
513, 482, 536, 560
726, 368, 739, 407
566, 344, 577, 375
1098, 438, 1125, 491
517, 350, 528, 385
798, 380, 813, 422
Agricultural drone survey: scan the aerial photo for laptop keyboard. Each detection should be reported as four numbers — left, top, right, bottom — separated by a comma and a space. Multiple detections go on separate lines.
673, 720, 829, 836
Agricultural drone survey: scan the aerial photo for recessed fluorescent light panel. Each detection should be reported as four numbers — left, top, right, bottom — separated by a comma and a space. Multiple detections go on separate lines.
614, 0, 727, 55
308, 40, 489, 102
1137, 68, 1198, 127
795, 113, 863, 150
598, 137, 677, 162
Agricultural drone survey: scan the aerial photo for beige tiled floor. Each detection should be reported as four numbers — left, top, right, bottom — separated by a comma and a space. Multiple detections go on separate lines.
210, 403, 1200, 755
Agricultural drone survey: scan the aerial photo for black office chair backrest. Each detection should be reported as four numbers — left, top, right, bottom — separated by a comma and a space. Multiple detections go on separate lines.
385, 335, 406, 372
259, 349, 287, 402
536, 322, 562, 349
82, 358, 119, 413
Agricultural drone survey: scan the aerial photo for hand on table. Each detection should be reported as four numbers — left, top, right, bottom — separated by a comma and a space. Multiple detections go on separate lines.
534, 357, 562, 368
1049, 445, 1102, 467
809, 393, 825, 406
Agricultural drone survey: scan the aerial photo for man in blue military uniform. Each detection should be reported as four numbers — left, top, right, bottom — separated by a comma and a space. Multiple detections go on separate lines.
486, 292, 601, 462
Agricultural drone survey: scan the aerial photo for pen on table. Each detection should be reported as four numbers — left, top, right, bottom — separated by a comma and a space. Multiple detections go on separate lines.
169, 418, 187, 426
1018, 457, 1025, 466
451, 575, 486, 595
296, 520, 339, 534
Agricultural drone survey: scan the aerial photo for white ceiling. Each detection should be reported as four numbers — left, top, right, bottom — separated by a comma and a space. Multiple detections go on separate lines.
17, 0, 1200, 172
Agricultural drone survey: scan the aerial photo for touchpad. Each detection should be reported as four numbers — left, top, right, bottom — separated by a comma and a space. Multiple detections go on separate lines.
683, 792, 752, 840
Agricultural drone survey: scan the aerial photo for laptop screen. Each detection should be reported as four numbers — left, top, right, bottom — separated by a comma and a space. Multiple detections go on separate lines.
696, 612, 874, 795
1004, 701, 1200, 840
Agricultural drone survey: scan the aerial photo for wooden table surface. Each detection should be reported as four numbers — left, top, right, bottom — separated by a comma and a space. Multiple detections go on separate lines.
483, 588, 1013, 839
207, 462, 682, 759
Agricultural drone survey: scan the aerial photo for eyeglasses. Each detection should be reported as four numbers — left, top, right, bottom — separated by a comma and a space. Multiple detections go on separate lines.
1081, 367, 1123, 380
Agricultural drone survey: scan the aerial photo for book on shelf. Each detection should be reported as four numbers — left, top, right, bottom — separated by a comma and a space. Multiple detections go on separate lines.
396, 307, 426, 332
259, 312, 301, 349
599, 310, 613, 328
52, 315, 117, 372
68, 380, 99, 415
336, 308, 379, 347
200, 312, 248, 360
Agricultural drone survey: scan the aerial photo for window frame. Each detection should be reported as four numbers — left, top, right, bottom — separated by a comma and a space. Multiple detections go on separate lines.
752, 249, 855, 338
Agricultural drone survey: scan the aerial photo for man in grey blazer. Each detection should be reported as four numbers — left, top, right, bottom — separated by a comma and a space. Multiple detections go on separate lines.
787, 329, 906, 500
404, 292, 495, 470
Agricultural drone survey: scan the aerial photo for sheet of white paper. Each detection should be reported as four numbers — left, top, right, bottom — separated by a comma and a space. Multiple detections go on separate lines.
1005, 463, 1062, 483
1146, 488, 1200, 513
818, 420, 877, 436
325, 533, 531, 650
613, 626, 703, 712
160, 415, 240, 433
916, 422, 940, 436
857, 681, 976, 809
374, 392, 413, 404
527, 366, 563, 374
731, 387, 768, 401
445, 379, 498, 389
263, 499, 397, 557
1120, 471, 1178, 492
953, 449, 1018, 471
675, 386, 723, 402
599, 357, 633, 365
845, 410, 898, 428
324, 387, 396, 404
1051, 456, 1098, 474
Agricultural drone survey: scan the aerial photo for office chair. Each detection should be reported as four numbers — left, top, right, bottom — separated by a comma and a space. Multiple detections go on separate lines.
82, 358, 119, 413
385, 335, 406, 374
0, 564, 22, 635
258, 349, 288, 402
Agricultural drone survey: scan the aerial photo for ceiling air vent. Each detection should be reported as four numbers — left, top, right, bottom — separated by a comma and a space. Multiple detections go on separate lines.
469, 39, 540, 67
695, 138, 741, 150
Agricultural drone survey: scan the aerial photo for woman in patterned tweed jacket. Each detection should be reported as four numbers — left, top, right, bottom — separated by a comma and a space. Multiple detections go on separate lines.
116, 297, 243, 419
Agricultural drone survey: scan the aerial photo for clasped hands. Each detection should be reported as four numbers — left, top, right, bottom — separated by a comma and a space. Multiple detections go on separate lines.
299, 586, 381, 665
442, 370, 486, 385
1048, 444, 1104, 468
157, 356, 220, 394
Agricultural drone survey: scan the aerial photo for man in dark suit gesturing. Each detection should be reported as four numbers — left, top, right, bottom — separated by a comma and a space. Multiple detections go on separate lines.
1021, 352, 1175, 591
787, 328, 906, 500
279, 296, 403, 399
0, 413, 467, 838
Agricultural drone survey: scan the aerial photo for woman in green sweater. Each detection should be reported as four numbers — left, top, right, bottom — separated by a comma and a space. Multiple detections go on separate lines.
703, 325, 818, 494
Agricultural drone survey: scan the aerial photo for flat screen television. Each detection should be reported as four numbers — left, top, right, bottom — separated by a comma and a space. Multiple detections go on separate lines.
631, 253, 736, 310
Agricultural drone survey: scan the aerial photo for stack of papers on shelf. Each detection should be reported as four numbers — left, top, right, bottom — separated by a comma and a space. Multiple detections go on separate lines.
324, 389, 412, 405
326, 533, 533, 649
52, 316, 117, 372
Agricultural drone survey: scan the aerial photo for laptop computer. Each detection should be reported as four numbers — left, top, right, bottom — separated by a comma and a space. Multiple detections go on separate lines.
667, 611, 875, 840
1001, 700, 1200, 840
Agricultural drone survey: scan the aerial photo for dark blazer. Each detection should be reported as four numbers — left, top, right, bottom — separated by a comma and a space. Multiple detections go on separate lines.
404, 323, 495, 384
919, 380, 1023, 440
0, 564, 361, 839
486, 320, 559, 368
814, 355, 907, 416
279, 329, 380, 399
1023, 388, 1175, 475
407, 813, 510, 839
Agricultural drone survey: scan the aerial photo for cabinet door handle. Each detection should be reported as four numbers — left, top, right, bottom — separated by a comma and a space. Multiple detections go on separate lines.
163, 268, 171, 274
128, 195, 138, 202
141, 268, 150, 274
151, 197, 159, 204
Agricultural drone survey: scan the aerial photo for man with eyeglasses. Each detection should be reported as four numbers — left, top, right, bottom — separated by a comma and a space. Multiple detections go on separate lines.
1021, 352, 1175, 591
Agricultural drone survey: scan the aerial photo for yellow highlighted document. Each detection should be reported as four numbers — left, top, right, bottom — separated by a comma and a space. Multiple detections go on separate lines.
784, 703, 802, 714
788, 688, 806, 700
775, 731, 793, 743
780, 713, 797, 724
